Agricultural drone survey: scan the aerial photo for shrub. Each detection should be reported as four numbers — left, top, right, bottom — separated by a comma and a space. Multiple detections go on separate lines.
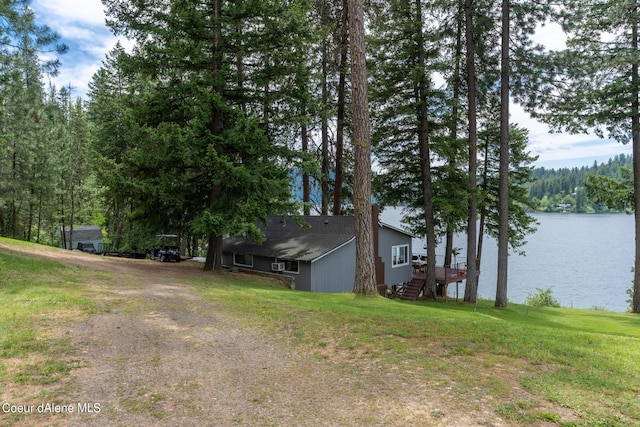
525, 288, 560, 307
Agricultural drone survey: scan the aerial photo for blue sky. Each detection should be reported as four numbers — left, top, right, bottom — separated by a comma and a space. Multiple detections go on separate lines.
30, 1, 633, 170
32, 0, 130, 98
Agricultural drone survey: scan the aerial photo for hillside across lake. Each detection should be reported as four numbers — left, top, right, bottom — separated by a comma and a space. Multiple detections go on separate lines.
527, 153, 633, 213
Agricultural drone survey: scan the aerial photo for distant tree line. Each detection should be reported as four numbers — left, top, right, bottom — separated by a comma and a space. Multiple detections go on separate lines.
527, 154, 633, 212
0, 2, 89, 246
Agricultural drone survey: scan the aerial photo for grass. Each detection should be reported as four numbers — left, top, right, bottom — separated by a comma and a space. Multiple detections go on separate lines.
191, 275, 640, 426
2, 237, 640, 425
0, 240, 109, 410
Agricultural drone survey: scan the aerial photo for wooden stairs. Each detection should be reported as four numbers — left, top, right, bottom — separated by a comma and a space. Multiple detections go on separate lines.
400, 276, 426, 301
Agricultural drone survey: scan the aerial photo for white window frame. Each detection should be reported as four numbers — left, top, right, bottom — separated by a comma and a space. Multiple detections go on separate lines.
233, 253, 254, 267
391, 244, 409, 268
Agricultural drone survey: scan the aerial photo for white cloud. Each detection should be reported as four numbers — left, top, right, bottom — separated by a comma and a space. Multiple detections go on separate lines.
511, 103, 632, 167
31, 0, 134, 99
32, 0, 107, 27
531, 22, 567, 52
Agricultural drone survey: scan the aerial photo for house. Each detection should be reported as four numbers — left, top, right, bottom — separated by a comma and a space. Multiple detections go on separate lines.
222, 206, 413, 293
59, 225, 103, 251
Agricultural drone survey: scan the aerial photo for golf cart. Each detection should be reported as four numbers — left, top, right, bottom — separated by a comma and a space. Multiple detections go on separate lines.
150, 234, 181, 262
76, 242, 97, 254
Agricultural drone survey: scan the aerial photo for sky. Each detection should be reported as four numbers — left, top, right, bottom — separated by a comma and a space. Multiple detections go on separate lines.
30, 1, 633, 170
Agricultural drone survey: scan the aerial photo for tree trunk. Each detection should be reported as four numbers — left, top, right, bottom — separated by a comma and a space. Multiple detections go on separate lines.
69, 183, 75, 250
464, 0, 479, 303
333, 1, 348, 216
632, 10, 640, 313
193, 236, 199, 257
321, 39, 330, 215
11, 151, 17, 237
348, 0, 376, 296
36, 187, 43, 244
415, 0, 437, 300
27, 185, 34, 242
445, 229, 454, 267
445, 2, 464, 270
477, 143, 488, 272
204, 0, 224, 273
302, 118, 311, 215
60, 193, 67, 249
205, 232, 223, 272
495, 0, 510, 307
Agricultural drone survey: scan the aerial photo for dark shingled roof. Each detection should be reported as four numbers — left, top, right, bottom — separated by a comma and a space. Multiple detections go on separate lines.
223, 216, 356, 262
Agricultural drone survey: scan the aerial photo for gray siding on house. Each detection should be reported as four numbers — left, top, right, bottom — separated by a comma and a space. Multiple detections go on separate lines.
252, 255, 275, 273
223, 251, 314, 291
310, 239, 356, 293
284, 261, 311, 291
378, 225, 413, 286
222, 212, 413, 294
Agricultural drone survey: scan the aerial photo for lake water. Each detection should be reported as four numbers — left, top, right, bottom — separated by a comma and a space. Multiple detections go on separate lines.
380, 208, 635, 312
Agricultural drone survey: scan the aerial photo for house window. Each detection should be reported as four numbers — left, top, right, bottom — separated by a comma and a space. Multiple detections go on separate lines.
233, 253, 253, 267
392, 245, 409, 268
284, 260, 299, 273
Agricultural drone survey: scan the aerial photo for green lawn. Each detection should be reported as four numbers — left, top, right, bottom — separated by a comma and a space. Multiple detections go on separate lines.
193, 276, 640, 426
2, 237, 640, 426
0, 244, 103, 410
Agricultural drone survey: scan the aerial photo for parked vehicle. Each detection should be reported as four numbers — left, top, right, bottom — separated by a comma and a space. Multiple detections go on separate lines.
77, 242, 97, 254
150, 234, 181, 262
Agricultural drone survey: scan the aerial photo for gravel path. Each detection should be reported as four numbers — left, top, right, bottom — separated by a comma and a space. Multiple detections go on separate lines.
65, 275, 377, 426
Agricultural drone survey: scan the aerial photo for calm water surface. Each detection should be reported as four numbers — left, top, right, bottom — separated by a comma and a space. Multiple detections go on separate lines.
381, 208, 634, 312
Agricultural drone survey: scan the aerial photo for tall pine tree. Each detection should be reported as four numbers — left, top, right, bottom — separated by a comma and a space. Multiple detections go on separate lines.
102, 0, 310, 271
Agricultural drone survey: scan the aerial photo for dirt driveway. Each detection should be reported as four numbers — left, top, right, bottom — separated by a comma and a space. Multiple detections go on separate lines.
1, 244, 516, 426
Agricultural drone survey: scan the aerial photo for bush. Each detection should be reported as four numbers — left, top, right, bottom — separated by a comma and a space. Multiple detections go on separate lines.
525, 288, 560, 307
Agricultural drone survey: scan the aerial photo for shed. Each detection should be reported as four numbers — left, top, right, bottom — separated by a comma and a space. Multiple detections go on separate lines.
59, 225, 103, 251
222, 207, 413, 293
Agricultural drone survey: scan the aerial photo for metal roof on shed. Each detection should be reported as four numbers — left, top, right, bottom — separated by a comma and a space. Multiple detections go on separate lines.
60, 225, 103, 242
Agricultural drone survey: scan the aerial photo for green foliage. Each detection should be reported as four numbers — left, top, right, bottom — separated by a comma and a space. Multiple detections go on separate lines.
368, 0, 462, 232
0, 2, 68, 242
478, 124, 539, 252
369, 0, 538, 259
585, 167, 634, 213
89, 0, 316, 262
525, 287, 561, 307
528, 154, 634, 212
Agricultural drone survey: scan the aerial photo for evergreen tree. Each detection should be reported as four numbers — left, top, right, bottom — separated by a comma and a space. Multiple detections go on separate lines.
464, 0, 480, 303
102, 0, 309, 271
0, 4, 66, 240
87, 43, 137, 250
496, 0, 510, 307
369, 0, 449, 298
515, 0, 640, 312
585, 167, 634, 212
348, 0, 376, 295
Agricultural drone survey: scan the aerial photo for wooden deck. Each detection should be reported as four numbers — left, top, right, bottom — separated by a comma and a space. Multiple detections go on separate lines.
403, 266, 467, 301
